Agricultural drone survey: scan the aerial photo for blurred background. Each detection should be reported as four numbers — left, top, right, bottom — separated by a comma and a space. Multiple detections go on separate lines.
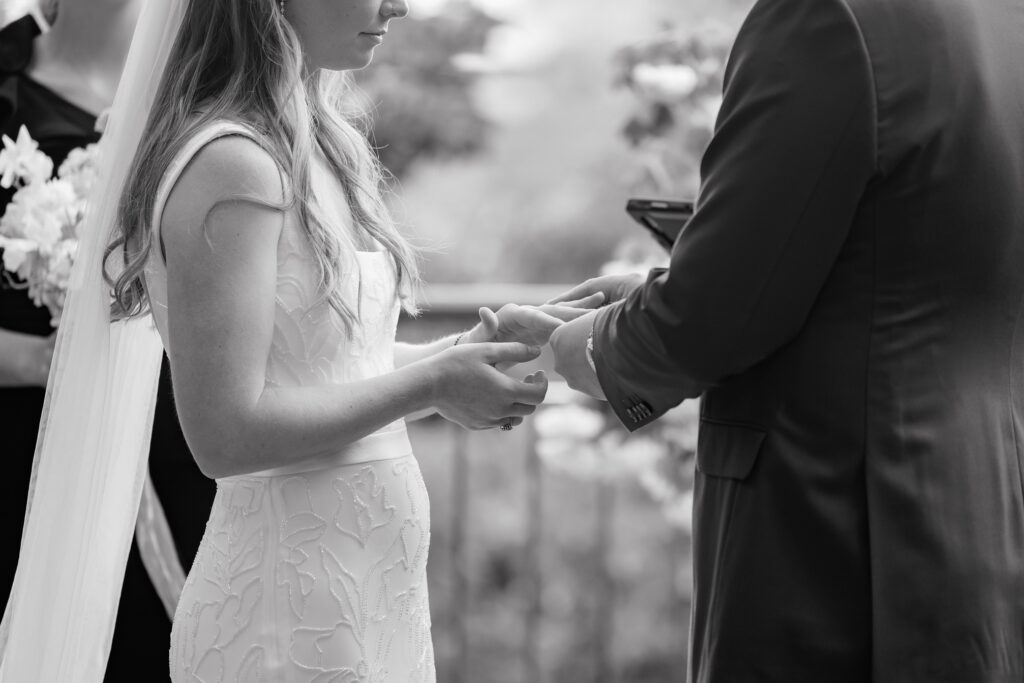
0, 0, 755, 680
356, 1, 754, 680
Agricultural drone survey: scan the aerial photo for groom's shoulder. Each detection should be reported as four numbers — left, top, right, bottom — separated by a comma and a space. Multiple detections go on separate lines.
735, 0, 1011, 93
738, 0, 982, 51
834, 0, 1008, 56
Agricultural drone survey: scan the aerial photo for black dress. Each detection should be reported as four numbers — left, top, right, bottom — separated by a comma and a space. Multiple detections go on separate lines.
0, 16, 215, 681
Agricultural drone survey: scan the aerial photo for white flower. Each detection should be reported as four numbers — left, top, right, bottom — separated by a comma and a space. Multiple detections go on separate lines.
1, 179, 76, 250
46, 239, 77, 288
0, 236, 37, 272
57, 144, 99, 197
632, 63, 699, 103
0, 137, 93, 326
0, 126, 54, 188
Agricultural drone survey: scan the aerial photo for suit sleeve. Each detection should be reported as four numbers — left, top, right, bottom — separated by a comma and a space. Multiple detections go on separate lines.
593, 0, 877, 431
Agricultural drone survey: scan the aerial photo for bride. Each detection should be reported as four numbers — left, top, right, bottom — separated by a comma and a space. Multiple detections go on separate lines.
0, 0, 597, 680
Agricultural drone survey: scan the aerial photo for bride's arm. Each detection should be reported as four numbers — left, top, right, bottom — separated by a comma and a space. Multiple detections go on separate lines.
393, 335, 461, 369
393, 337, 461, 422
161, 137, 546, 479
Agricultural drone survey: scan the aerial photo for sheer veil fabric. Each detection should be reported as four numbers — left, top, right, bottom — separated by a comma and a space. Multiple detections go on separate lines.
0, 1, 186, 680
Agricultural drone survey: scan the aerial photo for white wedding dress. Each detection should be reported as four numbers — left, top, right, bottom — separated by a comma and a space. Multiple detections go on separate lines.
143, 121, 435, 682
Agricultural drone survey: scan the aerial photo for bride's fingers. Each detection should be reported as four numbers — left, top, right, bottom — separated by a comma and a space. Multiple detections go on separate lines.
489, 413, 524, 430
506, 402, 537, 417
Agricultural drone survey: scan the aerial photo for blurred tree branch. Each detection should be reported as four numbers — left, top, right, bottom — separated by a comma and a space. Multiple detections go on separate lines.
613, 20, 738, 196
356, 3, 500, 179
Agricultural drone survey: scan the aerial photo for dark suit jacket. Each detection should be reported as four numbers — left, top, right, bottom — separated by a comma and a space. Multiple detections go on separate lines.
592, 0, 1024, 680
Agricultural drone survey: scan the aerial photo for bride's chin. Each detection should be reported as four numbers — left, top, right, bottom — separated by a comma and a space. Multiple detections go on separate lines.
313, 51, 375, 73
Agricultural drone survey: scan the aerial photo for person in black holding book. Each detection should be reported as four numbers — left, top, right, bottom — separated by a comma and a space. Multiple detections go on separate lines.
0, 4, 214, 679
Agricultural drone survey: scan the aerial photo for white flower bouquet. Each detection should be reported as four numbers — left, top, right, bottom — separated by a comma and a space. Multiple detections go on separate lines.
0, 125, 99, 326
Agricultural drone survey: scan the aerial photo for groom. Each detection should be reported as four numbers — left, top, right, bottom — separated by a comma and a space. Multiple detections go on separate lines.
550, 0, 1024, 681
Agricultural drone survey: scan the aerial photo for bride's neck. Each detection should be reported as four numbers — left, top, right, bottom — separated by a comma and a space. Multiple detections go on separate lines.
28, 0, 142, 116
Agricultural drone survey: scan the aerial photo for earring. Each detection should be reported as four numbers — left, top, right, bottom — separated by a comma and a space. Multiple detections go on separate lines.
279, 0, 285, 14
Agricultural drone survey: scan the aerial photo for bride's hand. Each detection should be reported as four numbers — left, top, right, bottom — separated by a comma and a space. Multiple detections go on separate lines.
464, 296, 606, 348
430, 343, 548, 430
462, 304, 559, 347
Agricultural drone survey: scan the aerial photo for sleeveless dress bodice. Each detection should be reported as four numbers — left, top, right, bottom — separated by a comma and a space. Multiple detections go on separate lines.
145, 121, 435, 682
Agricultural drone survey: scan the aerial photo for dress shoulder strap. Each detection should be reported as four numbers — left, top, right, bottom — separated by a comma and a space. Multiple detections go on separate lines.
151, 120, 261, 265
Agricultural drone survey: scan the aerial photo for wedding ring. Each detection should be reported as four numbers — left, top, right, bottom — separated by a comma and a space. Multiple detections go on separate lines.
500, 421, 513, 431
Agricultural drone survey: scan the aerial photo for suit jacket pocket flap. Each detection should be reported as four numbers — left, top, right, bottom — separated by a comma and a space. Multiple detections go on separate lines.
696, 421, 765, 480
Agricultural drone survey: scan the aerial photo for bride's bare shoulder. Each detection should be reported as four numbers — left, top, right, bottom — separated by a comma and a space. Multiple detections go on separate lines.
161, 132, 286, 244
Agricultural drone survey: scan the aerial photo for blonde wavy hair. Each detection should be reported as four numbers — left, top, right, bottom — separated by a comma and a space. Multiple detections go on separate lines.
105, 0, 420, 331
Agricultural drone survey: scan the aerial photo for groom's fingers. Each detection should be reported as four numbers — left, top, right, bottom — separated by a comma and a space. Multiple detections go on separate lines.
546, 280, 601, 304
554, 292, 605, 310
538, 303, 597, 322
519, 307, 565, 331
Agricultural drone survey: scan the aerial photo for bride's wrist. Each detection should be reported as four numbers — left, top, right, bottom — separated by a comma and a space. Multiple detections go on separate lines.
411, 354, 447, 409
457, 323, 488, 346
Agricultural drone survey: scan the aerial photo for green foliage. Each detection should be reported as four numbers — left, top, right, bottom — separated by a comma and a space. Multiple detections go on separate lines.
355, 3, 498, 179
613, 21, 738, 196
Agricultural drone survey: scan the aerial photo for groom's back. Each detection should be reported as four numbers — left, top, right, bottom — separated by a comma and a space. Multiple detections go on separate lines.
847, 1, 1024, 674
688, 0, 1024, 680
798, 0, 1024, 678
848, 0, 1024, 243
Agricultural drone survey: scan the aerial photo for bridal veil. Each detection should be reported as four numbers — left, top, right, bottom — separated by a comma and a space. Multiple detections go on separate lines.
0, 1, 186, 679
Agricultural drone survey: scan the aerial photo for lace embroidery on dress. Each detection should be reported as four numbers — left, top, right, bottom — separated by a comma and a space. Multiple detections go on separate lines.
145, 121, 434, 682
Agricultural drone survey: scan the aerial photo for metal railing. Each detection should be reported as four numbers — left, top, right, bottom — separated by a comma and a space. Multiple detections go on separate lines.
400, 285, 692, 683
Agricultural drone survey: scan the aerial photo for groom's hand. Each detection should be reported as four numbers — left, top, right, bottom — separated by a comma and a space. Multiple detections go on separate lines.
459, 302, 599, 373
550, 309, 606, 400
547, 272, 646, 307
464, 299, 604, 349
431, 342, 549, 430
